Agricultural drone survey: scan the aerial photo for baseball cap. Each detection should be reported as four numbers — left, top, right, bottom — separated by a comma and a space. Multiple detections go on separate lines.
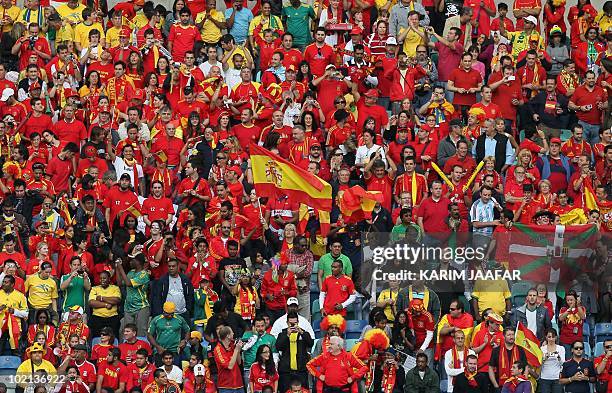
119, 27, 131, 37
69, 305, 84, 315
350, 26, 363, 35
385, 37, 398, 46
325, 64, 336, 70
163, 301, 176, 314
287, 297, 299, 306
83, 145, 97, 158
194, 364, 206, 376
550, 137, 562, 145
364, 88, 379, 98
524, 16, 537, 25
119, 173, 132, 181
0, 88, 14, 101
287, 64, 297, 72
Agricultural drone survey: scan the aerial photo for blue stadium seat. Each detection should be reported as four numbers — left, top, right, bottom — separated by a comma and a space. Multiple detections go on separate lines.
594, 342, 605, 358
312, 260, 318, 274
0, 355, 21, 370
595, 323, 612, 342
313, 319, 321, 335
345, 338, 358, 351
345, 320, 368, 339
583, 323, 591, 340
136, 336, 149, 344
312, 299, 321, 322
560, 129, 572, 142
584, 341, 592, 358
312, 338, 319, 353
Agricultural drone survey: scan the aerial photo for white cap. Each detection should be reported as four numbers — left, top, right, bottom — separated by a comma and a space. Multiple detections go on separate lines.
385, 37, 398, 45
524, 16, 537, 25
194, 364, 206, 376
325, 64, 336, 70
0, 88, 14, 102
287, 297, 299, 306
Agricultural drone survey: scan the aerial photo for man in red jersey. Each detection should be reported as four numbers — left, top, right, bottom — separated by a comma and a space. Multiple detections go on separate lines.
175, 86, 209, 126
364, 150, 396, 211
143, 369, 181, 393
442, 140, 477, 175
207, 184, 239, 216
96, 347, 127, 393
312, 64, 351, 117
125, 349, 156, 391
229, 68, 261, 121
470, 312, 504, 374
22, 98, 53, 140
106, 61, 136, 108
448, 52, 483, 119
353, 88, 390, 131
489, 65, 524, 131
307, 335, 368, 391
168, 8, 202, 63
0, 235, 26, 272
142, 180, 175, 229
119, 324, 152, 364
177, 161, 212, 208
442, 164, 473, 219
87, 49, 115, 85
231, 108, 260, 151
303, 27, 335, 77
261, 257, 298, 320
471, 86, 502, 119
278, 33, 303, 69
77, 145, 109, 180
150, 122, 184, 170
535, 138, 574, 194
287, 125, 318, 167
65, 344, 97, 391
259, 110, 292, 145
11, 23, 51, 70
213, 326, 244, 392
46, 142, 78, 194
0, 88, 27, 125
409, 299, 436, 363
569, 70, 609, 145
320, 260, 356, 317
109, 28, 140, 64
103, 173, 140, 231
53, 104, 88, 149
561, 124, 593, 170
417, 180, 452, 236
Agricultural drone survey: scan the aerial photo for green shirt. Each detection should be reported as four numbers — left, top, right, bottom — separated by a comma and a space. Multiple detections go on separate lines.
391, 223, 423, 243
149, 314, 190, 353
60, 274, 85, 312
318, 253, 353, 280
125, 270, 150, 313
281, 5, 315, 47
241, 331, 277, 368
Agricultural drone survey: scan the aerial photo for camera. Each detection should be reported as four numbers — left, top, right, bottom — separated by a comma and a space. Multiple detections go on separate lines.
77, 269, 84, 274
28, 35, 38, 49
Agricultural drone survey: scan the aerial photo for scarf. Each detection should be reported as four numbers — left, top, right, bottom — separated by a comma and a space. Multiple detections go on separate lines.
559, 70, 578, 92
152, 168, 172, 192
465, 367, 479, 388
0, 306, 21, 349
544, 93, 557, 114
498, 345, 520, 385
57, 321, 85, 350
452, 346, 469, 371
289, 332, 299, 370
504, 375, 528, 393
429, 101, 455, 124
381, 363, 396, 393
365, 352, 377, 391
522, 64, 540, 98
411, 171, 417, 206
587, 41, 598, 69
238, 285, 257, 320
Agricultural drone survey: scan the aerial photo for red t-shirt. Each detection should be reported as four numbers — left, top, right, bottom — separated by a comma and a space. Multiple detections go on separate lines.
435, 42, 464, 82
214, 342, 244, 389
141, 196, 175, 223
72, 360, 97, 385
321, 274, 355, 316
355, 98, 389, 131
417, 196, 452, 233
118, 340, 153, 364
570, 85, 608, 125
365, 174, 393, 211
471, 102, 502, 120
449, 68, 482, 106
150, 136, 185, 166
125, 363, 156, 392
411, 311, 435, 349
168, 24, 202, 62
97, 360, 127, 390
177, 176, 212, 207
232, 123, 261, 151
279, 47, 303, 70
471, 328, 504, 372
46, 156, 74, 193
489, 74, 523, 120
318, 79, 349, 117
52, 119, 87, 147
23, 114, 54, 139
559, 306, 585, 345
249, 362, 279, 392
102, 186, 140, 230
303, 43, 335, 77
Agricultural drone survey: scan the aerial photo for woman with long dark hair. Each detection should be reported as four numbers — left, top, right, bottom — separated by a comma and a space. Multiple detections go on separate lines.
249, 344, 278, 393
126, 51, 145, 88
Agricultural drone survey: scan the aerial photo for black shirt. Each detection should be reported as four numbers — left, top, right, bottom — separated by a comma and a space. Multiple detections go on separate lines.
561, 357, 595, 393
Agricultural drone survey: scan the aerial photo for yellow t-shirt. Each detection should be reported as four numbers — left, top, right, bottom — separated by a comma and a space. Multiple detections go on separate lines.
472, 279, 511, 317
56, 22, 75, 44
0, 5, 21, 33
248, 15, 283, 39
106, 26, 122, 48
224, 46, 252, 69
16, 360, 56, 387
507, 31, 545, 60
25, 274, 58, 309
89, 285, 121, 317
597, 12, 612, 34
0, 289, 28, 314
74, 21, 106, 48
195, 9, 226, 44
400, 27, 425, 58
56, 4, 86, 25
18, 7, 44, 27
377, 288, 398, 322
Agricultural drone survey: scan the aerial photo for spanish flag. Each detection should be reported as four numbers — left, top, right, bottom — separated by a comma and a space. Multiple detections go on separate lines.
559, 208, 588, 225
434, 312, 474, 361
515, 322, 542, 367
338, 186, 384, 224
250, 144, 332, 211
298, 204, 331, 237
57, 195, 75, 226
124, 202, 142, 218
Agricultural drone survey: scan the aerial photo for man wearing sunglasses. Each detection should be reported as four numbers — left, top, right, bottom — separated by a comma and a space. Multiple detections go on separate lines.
594, 340, 612, 393
560, 341, 596, 393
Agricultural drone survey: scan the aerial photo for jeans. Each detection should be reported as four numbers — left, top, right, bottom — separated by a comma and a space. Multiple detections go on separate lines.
578, 120, 600, 145
538, 379, 562, 393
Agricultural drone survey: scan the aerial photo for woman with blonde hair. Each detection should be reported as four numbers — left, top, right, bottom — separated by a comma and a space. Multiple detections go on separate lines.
280, 223, 297, 253
533, 179, 557, 209
508, 149, 541, 185
224, 135, 249, 167
473, 156, 503, 193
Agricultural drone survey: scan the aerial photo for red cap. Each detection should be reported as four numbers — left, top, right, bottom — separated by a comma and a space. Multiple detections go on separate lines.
131, 88, 145, 100
287, 64, 297, 72
34, 221, 48, 230
132, 0, 145, 6
65, 89, 80, 98
364, 88, 379, 98
550, 137, 562, 145
83, 145, 97, 158
310, 141, 322, 148
29, 82, 41, 91
99, 104, 111, 113
227, 166, 241, 174
119, 27, 131, 37
350, 27, 363, 35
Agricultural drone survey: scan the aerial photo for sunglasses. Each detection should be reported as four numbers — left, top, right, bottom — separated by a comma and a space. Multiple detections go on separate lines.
335, 100, 346, 104
606, 345, 612, 349
573, 346, 584, 350
449, 307, 457, 311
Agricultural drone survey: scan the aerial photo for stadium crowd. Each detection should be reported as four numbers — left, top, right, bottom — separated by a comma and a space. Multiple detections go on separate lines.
0, 0, 610, 391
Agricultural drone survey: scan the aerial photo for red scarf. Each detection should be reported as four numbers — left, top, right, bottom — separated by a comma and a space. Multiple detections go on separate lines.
238, 285, 257, 320
498, 345, 520, 385
465, 368, 479, 388
504, 375, 528, 393
381, 364, 396, 393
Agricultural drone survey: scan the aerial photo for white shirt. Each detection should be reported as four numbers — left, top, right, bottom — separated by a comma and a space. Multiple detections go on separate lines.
112, 156, 144, 189
199, 60, 223, 78
269, 313, 315, 338
525, 307, 537, 335
444, 348, 476, 392
166, 275, 186, 314
355, 144, 387, 170
540, 344, 565, 380
117, 123, 151, 142
225, 68, 242, 90
160, 365, 183, 384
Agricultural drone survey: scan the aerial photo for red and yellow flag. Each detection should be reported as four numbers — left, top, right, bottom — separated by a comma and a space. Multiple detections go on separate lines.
515, 322, 542, 367
250, 144, 332, 211
337, 185, 384, 224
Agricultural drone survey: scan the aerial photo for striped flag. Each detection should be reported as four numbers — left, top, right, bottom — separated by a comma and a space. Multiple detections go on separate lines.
337, 186, 384, 224
515, 322, 542, 367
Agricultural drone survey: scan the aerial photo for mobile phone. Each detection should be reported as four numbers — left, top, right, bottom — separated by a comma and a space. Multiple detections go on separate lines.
507, 75, 515, 81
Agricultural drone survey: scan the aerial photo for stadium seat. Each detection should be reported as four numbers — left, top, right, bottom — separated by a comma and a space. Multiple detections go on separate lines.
560, 129, 572, 142
511, 281, 533, 307
345, 338, 358, 351
0, 355, 21, 370
136, 336, 149, 344
594, 342, 605, 358
310, 277, 320, 294
312, 299, 321, 322
313, 319, 321, 332
595, 323, 612, 342
584, 341, 592, 358
583, 323, 590, 341
312, 338, 319, 353
312, 260, 318, 274
345, 320, 368, 339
